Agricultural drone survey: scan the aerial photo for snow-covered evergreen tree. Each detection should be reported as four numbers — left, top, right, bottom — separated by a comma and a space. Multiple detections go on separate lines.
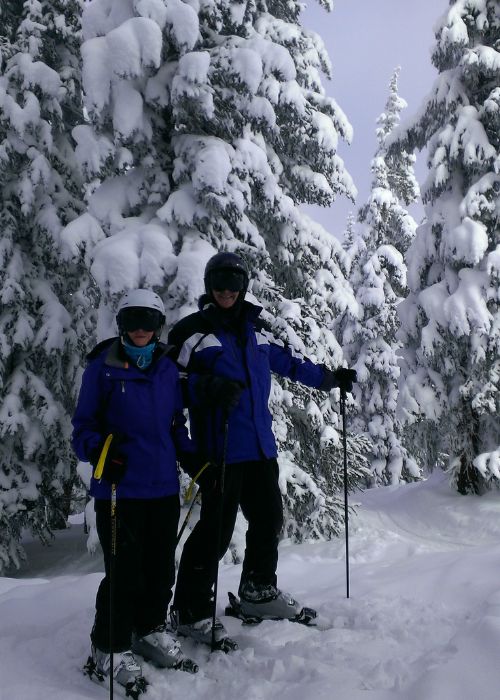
265, 213, 369, 540
65, 0, 368, 543
0, 0, 89, 572
343, 68, 420, 485
392, 0, 500, 493
342, 211, 356, 252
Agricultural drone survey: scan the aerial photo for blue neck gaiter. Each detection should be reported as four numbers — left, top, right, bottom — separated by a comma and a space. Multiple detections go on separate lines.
122, 338, 156, 369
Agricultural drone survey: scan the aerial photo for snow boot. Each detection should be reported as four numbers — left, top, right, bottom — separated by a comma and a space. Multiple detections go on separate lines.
84, 646, 148, 698
170, 609, 238, 652
132, 623, 199, 673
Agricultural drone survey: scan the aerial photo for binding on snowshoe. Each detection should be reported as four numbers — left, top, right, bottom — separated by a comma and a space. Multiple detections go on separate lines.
132, 624, 199, 673
170, 608, 238, 652
212, 635, 239, 652
226, 591, 317, 626
83, 654, 148, 699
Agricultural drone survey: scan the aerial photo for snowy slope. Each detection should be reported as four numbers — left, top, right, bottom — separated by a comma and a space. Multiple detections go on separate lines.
2, 471, 500, 700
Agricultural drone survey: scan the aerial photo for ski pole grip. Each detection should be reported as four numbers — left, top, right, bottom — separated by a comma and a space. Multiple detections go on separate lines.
93, 434, 114, 481
186, 462, 211, 501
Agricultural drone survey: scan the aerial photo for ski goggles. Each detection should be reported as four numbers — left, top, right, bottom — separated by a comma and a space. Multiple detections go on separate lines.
118, 307, 164, 332
209, 270, 246, 292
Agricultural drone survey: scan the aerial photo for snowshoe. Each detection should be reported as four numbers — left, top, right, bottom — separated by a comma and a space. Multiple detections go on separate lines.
83, 647, 148, 699
226, 591, 317, 626
132, 624, 198, 673
170, 609, 238, 652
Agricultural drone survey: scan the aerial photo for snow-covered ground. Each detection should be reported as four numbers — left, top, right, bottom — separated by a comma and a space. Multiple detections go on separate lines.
2, 471, 500, 700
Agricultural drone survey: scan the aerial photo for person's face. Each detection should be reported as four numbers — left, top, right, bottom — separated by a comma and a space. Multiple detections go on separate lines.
212, 289, 240, 309
119, 306, 163, 345
127, 329, 155, 346
209, 269, 245, 309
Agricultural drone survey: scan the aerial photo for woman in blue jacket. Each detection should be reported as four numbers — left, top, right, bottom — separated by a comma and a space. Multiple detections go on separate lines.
167, 252, 356, 646
72, 289, 200, 690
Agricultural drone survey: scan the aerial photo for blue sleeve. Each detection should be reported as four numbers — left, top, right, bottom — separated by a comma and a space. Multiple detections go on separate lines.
71, 361, 105, 462
268, 336, 326, 389
167, 322, 201, 408
167, 324, 211, 409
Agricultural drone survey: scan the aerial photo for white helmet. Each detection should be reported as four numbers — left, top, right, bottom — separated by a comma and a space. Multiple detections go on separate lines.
117, 289, 165, 315
116, 289, 166, 337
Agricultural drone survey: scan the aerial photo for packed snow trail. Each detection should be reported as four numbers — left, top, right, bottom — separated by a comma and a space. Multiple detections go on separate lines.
2, 471, 500, 699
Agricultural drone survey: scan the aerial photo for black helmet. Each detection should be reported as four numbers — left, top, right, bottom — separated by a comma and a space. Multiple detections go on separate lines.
204, 252, 249, 296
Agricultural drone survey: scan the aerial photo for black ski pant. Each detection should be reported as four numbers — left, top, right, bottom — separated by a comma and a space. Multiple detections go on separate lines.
173, 458, 283, 623
92, 495, 180, 653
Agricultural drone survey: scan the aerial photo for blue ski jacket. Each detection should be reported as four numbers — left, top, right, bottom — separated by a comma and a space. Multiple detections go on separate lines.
168, 297, 328, 464
72, 338, 195, 500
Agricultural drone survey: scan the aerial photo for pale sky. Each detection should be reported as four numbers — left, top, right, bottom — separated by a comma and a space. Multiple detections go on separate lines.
301, 0, 451, 239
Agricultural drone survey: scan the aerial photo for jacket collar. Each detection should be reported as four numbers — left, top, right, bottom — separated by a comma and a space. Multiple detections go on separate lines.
104, 339, 128, 368
198, 294, 262, 325
86, 337, 168, 369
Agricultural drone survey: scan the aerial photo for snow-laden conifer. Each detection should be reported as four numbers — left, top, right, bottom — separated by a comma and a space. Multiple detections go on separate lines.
392, 1, 500, 493
66, 0, 367, 542
342, 211, 357, 253
343, 69, 420, 485
0, 0, 89, 572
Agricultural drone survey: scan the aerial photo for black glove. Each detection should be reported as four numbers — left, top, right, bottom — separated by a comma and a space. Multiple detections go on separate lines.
320, 367, 357, 393
90, 436, 128, 484
194, 375, 244, 411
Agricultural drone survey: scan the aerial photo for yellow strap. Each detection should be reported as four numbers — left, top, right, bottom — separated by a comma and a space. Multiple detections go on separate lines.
93, 434, 114, 481
186, 462, 211, 501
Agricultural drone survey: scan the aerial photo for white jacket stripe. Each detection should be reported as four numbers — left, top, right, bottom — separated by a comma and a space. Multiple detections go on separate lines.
255, 330, 271, 346
177, 332, 222, 368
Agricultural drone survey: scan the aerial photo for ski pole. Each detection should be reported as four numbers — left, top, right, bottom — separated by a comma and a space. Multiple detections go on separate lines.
176, 462, 211, 546
109, 483, 117, 700
340, 388, 350, 599
93, 435, 118, 698
211, 416, 229, 652
176, 490, 200, 546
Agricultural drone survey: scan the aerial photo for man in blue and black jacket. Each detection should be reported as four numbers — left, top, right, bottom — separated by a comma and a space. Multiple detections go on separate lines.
168, 252, 356, 646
